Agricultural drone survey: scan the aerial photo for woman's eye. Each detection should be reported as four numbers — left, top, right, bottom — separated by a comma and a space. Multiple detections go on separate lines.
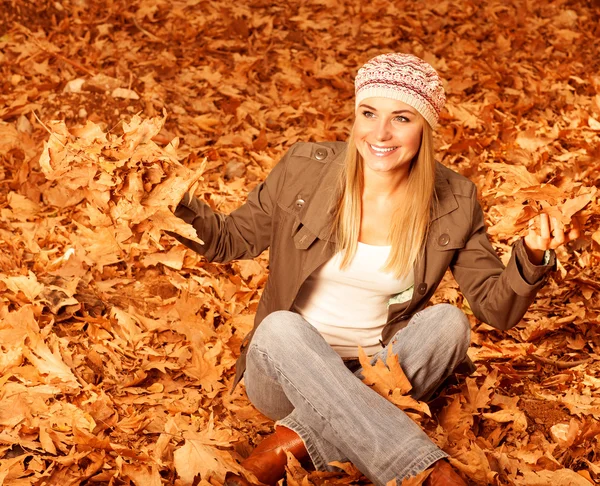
394, 116, 410, 123
362, 110, 375, 118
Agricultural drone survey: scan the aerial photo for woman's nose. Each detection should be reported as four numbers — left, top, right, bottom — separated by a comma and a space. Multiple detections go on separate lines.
375, 120, 392, 141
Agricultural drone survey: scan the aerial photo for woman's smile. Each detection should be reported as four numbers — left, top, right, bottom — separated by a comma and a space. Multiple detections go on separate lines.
368, 144, 399, 157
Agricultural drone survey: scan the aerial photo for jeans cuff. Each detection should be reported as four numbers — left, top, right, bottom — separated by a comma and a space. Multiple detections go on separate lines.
276, 415, 332, 472
394, 448, 448, 483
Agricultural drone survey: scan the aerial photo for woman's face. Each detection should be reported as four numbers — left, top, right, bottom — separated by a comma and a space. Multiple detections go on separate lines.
352, 97, 424, 177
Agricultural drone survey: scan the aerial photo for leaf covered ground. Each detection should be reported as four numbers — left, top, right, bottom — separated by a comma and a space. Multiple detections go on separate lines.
1, 0, 599, 484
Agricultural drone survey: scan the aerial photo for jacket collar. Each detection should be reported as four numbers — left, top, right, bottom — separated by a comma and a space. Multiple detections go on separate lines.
297, 144, 459, 241
431, 164, 459, 222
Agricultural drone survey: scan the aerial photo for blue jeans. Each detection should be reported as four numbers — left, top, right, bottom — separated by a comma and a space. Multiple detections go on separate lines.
243, 304, 471, 486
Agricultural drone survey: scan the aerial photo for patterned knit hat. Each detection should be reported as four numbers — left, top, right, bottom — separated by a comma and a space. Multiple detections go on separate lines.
355, 53, 446, 129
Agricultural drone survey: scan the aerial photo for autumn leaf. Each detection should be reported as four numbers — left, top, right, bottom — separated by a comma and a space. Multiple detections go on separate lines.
482, 410, 528, 434
173, 436, 244, 485
358, 346, 412, 395
359, 347, 430, 418
465, 369, 498, 412
449, 443, 496, 484
1, 272, 45, 301
518, 468, 593, 486
122, 464, 162, 486
24, 332, 80, 388
438, 395, 473, 444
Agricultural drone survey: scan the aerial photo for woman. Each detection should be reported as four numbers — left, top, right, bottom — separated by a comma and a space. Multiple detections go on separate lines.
173, 54, 578, 486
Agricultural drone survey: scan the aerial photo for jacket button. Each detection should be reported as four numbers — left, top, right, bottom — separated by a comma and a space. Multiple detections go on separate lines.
417, 283, 427, 295
295, 198, 305, 208
438, 233, 450, 246
314, 148, 327, 160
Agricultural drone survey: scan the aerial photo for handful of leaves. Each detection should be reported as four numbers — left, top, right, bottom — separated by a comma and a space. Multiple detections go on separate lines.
39, 113, 203, 269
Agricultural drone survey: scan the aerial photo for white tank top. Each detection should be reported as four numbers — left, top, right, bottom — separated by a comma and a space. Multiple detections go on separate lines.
292, 242, 414, 357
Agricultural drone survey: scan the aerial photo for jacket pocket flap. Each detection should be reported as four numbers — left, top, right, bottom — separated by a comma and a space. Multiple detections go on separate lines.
293, 225, 317, 250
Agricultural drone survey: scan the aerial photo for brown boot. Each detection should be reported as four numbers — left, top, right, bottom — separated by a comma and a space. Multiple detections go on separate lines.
225, 426, 308, 486
424, 459, 468, 486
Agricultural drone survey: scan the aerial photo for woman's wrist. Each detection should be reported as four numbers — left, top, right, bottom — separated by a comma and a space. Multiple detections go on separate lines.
523, 241, 545, 266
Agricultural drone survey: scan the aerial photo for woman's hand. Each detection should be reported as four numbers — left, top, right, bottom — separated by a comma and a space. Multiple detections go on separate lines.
523, 213, 580, 265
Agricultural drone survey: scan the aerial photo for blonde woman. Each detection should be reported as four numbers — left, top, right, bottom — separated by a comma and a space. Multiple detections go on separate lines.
174, 53, 577, 486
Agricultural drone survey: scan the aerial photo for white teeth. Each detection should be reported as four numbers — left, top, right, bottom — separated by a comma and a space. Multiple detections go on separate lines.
369, 144, 397, 154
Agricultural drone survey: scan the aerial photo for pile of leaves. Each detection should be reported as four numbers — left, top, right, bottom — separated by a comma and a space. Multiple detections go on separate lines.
1, 0, 599, 484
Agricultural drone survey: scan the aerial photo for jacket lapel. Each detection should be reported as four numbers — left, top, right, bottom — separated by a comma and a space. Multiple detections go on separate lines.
404, 163, 459, 315
295, 145, 347, 242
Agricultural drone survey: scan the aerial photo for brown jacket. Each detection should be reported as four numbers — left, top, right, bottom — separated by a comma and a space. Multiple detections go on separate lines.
174, 141, 555, 387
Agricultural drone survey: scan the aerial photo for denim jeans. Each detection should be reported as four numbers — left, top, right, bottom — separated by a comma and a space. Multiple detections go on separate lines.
243, 304, 471, 486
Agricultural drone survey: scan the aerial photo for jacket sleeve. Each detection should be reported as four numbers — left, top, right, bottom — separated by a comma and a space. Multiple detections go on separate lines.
171, 149, 289, 263
450, 188, 556, 331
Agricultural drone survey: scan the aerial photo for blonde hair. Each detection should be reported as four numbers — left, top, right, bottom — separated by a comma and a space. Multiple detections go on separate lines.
333, 120, 436, 278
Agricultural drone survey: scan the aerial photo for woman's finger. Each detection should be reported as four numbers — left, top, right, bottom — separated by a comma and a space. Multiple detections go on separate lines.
525, 229, 544, 251
550, 217, 566, 249
539, 213, 551, 242
567, 217, 581, 242
567, 227, 580, 241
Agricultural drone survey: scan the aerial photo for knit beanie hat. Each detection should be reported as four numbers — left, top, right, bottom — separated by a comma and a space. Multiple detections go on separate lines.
354, 53, 446, 129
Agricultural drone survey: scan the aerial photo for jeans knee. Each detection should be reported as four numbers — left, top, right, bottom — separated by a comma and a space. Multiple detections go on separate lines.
251, 310, 312, 351
439, 304, 470, 351
419, 304, 471, 353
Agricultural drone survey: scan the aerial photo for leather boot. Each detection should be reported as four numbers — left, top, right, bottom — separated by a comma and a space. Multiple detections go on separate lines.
224, 426, 308, 486
424, 459, 468, 486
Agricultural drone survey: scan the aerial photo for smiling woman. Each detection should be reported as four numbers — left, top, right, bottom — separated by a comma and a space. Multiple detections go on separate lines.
337, 99, 431, 274
173, 53, 578, 486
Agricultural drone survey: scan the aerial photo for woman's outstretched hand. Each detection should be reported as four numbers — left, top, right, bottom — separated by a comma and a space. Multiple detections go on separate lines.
523, 213, 580, 265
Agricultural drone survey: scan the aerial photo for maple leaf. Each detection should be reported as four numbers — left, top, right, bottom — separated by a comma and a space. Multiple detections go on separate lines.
74, 427, 150, 459
1, 272, 45, 301
24, 332, 80, 388
7, 191, 40, 221
481, 162, 540, 190
517, 468, 592, 485
38, 126, 71, 178
327, 461, 363, 478
142, 244, 187, 270
515, 128, 557, 152
285, 451, 311, 486
449, 442, 496, 484
183, 342, 226, 394
38, 425, 58, 455
173, 436, 244, 485
464, 369, 498, 412
121, 464, 162, 486
110, 306, 146, 344
358, 346, 412, 396
482, 409, 528, 434
358, 347, 430, 417
438, 395, 473, 444
543, 189, 597, 229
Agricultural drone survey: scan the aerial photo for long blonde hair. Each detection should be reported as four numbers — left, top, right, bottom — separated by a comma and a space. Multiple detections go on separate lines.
333, 120, 436, 278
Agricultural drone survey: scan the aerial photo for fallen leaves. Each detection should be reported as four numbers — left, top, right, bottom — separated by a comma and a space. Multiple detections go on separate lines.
1, 0, 600, 484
